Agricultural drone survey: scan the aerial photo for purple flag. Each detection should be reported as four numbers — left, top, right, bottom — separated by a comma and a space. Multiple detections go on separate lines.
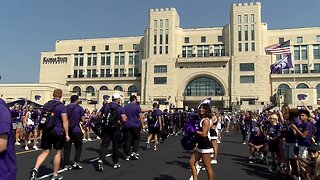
270, 54, 293, 73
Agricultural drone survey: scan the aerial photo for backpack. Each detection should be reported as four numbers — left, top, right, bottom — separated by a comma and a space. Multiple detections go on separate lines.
39, 101, 62, 131
67, 105, 78, 130
103, 103, 119, 128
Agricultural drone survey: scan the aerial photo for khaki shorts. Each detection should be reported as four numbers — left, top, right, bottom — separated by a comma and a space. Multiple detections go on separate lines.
12, 122, 23, 129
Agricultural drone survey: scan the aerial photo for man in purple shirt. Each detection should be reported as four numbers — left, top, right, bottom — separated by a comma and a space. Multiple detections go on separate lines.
97, 93, 127, 171
30, 89, 70, 180
0, 98, 17, 180
123, 95, 144, 161
63, 95, 85, 170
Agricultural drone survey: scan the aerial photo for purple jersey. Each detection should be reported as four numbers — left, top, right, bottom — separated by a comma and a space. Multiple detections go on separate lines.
124, 102, 142, 128
67, 103, 85, 134
0, 99, 17, 180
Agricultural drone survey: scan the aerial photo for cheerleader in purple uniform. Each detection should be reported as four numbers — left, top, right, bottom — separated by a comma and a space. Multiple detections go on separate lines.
189, 99, 214, 180
82, 109, 91, 141
210, 112, 219, 164
23, 105, 39, 150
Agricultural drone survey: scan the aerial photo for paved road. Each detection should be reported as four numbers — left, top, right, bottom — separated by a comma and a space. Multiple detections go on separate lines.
16, 131, 285, 179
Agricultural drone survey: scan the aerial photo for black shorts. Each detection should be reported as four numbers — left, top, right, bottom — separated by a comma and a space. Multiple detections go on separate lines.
268, 140, 279, 153
41, 132, 65, 150
148, 127, 160, 134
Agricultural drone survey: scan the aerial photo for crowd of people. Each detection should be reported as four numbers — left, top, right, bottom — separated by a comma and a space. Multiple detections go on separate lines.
1, 88, 320, 180
235, 104, 320, 180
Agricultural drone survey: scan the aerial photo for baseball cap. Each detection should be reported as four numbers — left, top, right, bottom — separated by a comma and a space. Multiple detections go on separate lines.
112, 93, 121, 99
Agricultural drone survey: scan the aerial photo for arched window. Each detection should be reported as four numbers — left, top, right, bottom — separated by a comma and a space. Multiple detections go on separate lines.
316, 84, 320, 100
73, 86, 81, 96
128, 85, 138, 93
86, 86, 95, 96
100, 86, 108, 91
296, 83, 309, 89
184, 77, 224, 96
114, 85, 123, 92
277, 84, 290, 95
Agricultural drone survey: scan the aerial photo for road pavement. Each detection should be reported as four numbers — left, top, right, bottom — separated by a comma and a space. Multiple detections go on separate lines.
16, 131, 285, 180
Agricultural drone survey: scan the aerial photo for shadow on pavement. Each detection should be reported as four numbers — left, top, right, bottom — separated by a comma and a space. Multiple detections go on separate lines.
153, 174, 178, 180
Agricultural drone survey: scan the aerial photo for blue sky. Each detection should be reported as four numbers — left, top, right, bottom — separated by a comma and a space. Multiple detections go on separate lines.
0, 0, 319, 83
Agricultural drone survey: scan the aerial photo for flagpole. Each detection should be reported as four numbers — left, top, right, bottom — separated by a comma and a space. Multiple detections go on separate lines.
292, 65, 296, 108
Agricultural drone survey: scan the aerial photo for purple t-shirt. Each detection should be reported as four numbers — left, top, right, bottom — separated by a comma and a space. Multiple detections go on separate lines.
151, 109, 162, 127
44, 99, 67, 136
0, 99, 17, 180
297, 121, 312, 147
124, 102, 142, 128
248, 133, 267, 145
67, 103, 85, 134
10, 109, 23, 123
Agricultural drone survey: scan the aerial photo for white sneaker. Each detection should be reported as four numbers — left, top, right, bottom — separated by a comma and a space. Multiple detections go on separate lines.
210, 160, 218, 164
96, 136, 100, 139
260, 154, 264, 160
15, 142, 21, 146
87, 138, 92, 141
33, 146, 39, 150
28, 140, 32, 144
217, 140, 221, 144
25, 146, 29, 151
82, 138, 87, 142
210, 154, 214, 158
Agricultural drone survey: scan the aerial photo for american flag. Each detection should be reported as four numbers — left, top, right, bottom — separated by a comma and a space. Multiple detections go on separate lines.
265, 40, 291, 55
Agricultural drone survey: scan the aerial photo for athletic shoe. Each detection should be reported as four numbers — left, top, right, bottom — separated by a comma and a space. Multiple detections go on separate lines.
64, 164, 72, 170
153, 146, 158, 151
113, 163, 121, 169
96, 136, 100, 139
146, 143, 150, 150
263, 157, 268, 165
82, 139, 87, 142
217, 140, 221, 144
210, 154, 214, 158
131, 153, 139, 160
15, 142, 21, 146
87, 138, 92, 141
105, 153, 113, 157
242, 141, 246, 145
25, 146, 29, 151
125, 156, 131, 161
51, 174, 63, 180
28, 140, 32, 144
292, 176, 301, 180
30, 168, 38, 180
72, 162, 83, 169
210, 160, 218, 164
259, 154, 264, 160
33, 146, 39, 150
98, 160, 103, 171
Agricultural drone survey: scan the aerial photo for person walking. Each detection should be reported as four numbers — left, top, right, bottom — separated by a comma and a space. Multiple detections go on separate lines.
97, 93, 127, 171
63, 95, 85, 170
30, 89, 70, 180
123, 95, 144, 161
